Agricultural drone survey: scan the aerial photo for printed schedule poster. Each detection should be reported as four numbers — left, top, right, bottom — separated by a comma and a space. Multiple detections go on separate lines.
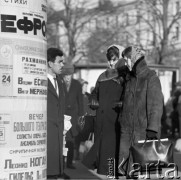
0, 39, 47, 98
0, 110, 47, 180
0, 0, 47, 180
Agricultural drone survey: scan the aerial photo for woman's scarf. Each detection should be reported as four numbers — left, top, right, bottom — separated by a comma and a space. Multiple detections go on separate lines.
131, 45, 144, 64
108, 44, 125, 59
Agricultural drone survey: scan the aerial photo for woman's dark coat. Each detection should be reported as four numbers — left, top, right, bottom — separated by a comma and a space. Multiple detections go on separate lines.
82, 69, 124, 175
118, 58, 163, 175
47, 76, 65, 176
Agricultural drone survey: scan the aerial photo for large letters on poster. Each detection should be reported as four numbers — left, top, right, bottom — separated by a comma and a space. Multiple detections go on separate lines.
0, 0, 47, 179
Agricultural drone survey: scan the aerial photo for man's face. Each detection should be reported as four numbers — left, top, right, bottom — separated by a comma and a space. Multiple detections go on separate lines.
50, 56, 65, 75
63, 75, 72, 83
108, 55, 119, 69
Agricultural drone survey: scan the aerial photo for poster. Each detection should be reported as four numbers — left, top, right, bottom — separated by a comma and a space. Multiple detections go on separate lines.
0, 0, 47, 179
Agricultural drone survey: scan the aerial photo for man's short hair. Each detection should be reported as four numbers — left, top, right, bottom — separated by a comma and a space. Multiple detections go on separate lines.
106, 46, 119, 61
47, 48, 64, 63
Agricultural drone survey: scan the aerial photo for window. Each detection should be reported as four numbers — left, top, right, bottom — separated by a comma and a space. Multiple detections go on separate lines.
136, 30, 140, 43
176, 26, 179, 40
126, 13, 129, 25
106, 17, 109, 28
176, 1, 180, 13
137, 11, 141, 24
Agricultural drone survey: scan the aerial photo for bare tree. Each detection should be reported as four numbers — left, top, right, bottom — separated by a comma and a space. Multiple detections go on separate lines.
47, 1, 62, 49
47, 0, 102, 64
137, 0, 181, 64
85, 0, 135, 63
86, 24, 132, 63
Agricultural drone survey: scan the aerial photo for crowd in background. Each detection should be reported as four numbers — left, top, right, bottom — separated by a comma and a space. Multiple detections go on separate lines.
46, 45, 181, 179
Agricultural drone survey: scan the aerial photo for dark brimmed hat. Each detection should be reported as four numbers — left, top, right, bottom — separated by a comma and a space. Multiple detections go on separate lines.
61, 64, 74, 75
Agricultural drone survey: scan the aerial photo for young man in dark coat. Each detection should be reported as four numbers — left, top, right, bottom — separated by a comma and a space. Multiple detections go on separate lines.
61, 64, 84, 169
118, 46, 163, 177
82, 45, 128, 177
47, 48, 65, 179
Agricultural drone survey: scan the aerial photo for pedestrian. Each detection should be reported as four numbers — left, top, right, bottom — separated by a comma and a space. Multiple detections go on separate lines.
61, 63, 84, 169
79, 79, 95, 116
118, 45, 163, 178
170, 81, 181, 139
47, 48, 65, 179
75, 79, 96, 160
82, 44, 128, 177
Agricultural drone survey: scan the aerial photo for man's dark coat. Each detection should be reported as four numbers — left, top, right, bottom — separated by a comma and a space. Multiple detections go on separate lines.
47, 76, 65, 176
63, 78, 83, 141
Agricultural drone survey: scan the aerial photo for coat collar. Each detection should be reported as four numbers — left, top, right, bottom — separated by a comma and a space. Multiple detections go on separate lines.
125, 57, 147, 81
48, 78, 61, 99
131, 57, 147, 76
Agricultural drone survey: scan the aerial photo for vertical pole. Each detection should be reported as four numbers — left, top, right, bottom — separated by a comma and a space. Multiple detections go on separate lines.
0, 0, 47, 180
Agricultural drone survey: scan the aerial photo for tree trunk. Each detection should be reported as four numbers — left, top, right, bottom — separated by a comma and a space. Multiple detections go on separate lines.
159, 0, 169, 64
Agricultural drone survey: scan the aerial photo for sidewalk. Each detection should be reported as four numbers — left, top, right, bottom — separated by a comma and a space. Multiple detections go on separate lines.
54, 151, 181, 180
63, 160, 102, 180
58, 160, 181, 180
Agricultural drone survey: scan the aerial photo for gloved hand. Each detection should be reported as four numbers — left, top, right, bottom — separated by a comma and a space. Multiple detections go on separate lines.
146, 130, 158, 140
113, 101, 123, 113
89, 98, 99, 110
77, 116, 85, 131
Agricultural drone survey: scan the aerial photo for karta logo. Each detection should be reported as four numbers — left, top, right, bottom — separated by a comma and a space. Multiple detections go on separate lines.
0, 45, 13, 58
108, 159, 181, 179
0, 14, 46, 37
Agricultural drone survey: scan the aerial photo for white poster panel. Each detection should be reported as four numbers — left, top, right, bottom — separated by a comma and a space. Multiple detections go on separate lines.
0, 0, 47, 41
0, 0, 47, 179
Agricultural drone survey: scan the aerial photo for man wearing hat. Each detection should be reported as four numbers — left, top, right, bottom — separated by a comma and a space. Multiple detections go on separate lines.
61, 63, 84, 169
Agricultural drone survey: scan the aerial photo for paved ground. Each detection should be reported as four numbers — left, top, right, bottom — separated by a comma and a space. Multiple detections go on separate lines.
63, 161, 102, 180
50, 160, 181, 180
49, 152, 181, 180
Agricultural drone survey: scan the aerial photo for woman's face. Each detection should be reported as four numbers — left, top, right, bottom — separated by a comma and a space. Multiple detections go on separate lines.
124, 56, 132, 71
108, 55, 119, 69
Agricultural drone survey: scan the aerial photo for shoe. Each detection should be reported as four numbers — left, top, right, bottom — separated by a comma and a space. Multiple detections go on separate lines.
58, 173, 70, 179
67, 164, 76, 169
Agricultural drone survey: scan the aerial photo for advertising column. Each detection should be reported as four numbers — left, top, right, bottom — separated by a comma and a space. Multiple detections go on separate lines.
0, 0, 47, 180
